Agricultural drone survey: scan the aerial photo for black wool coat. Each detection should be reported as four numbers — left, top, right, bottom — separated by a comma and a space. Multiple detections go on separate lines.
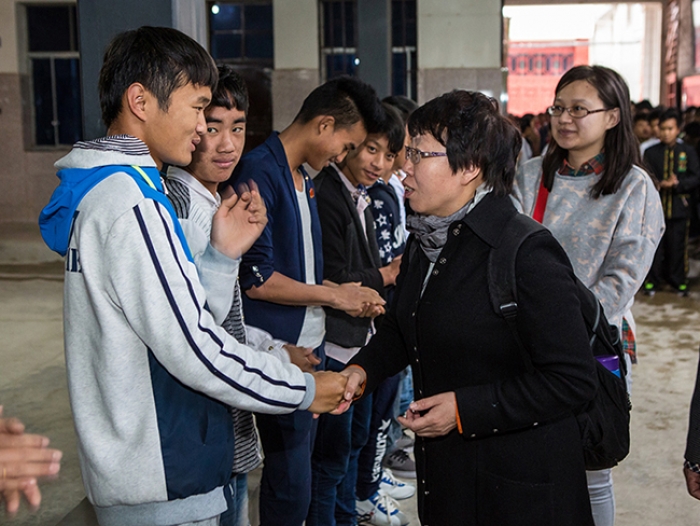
350, 193, 597, 526
315, 166, 385, 348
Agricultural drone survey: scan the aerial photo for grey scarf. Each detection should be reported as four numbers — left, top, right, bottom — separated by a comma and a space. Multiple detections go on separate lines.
406, 202, 471, 262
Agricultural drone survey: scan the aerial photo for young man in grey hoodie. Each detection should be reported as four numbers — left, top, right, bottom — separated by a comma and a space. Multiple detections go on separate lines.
39, 26, 347, 526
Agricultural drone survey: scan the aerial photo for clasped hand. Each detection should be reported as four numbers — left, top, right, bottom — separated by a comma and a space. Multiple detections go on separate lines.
0, 406, 62, 517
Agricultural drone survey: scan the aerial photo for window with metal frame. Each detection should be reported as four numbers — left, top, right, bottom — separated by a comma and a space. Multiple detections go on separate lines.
391, 0, 416, 100
208, 1, 273, 64
319, 0, 358, 79
319, 0, 416, 100
26, 4, 82, 147
208, 1, 274, 151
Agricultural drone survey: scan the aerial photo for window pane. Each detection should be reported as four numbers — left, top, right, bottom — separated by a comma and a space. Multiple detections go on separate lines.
245, 33, 273, 59
27, 6, 73, 52
405, 8, 416, 46
55, 58, 83, 145
210, 4, 242, 31
323, 2, 333, 46
345, 1, 355, 48
392, 0, 404, 47
244, 4, 272, 30
331, 2, 344, 47
32, 59, 55, 145
211, 33, 243, 59
392, 52, 406, 96
409, 49, 417, 100
326, 53, 356, 79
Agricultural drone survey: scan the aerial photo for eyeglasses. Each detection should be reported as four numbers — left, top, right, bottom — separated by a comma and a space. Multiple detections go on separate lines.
547, 105, 609, 119
405, 146, 448, 165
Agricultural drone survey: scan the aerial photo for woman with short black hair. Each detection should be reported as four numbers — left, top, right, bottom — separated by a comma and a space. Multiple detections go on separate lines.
342, 90, 598, 525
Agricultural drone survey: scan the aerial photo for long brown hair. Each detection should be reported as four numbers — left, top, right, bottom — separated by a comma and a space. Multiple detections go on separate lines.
542, 65, 642, 198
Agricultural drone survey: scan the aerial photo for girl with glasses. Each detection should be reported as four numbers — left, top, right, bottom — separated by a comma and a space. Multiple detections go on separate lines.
513, 65, 664, 526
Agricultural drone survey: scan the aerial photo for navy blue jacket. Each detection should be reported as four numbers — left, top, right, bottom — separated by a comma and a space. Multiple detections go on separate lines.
231, 133, 324, 345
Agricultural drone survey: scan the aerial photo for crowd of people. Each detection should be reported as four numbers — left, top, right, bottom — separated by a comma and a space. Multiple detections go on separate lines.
3, 23, 700, 526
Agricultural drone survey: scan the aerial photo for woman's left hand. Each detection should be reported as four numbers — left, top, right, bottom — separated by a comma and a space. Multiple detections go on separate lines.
398, 392, 458, 438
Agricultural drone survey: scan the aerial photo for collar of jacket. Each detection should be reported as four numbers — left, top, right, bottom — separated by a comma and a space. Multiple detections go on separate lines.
459, 192, 518, 249
265, 131, 311, 195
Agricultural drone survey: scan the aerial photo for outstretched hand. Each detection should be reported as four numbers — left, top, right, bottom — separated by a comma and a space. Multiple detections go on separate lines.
397, 392, 457, 438
331, 366, 367, 415
0, 406, 62, 517
211, 180, 268, 260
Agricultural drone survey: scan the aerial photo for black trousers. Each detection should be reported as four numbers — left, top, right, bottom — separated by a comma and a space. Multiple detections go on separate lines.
647, 218, 689, 289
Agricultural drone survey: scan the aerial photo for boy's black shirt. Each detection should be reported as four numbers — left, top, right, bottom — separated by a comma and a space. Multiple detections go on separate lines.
644, 140, 700, 219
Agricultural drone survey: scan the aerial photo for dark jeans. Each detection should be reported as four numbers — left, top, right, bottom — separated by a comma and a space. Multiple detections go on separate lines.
355, 373, 401, 500
254, 343, 323, 526
307, 357, 372, 526
255, 410, 317, 526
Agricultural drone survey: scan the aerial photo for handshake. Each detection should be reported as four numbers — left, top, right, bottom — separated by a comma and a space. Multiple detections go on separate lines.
307, 366, 368, 415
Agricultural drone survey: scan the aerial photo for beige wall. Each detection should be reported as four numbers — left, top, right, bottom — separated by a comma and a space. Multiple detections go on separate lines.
271, 0, 320, 129
0, 0, 72, 74
417, 0, 504, 103
418, 0, 502, 69
0, 0, 74, 224
0, 73, 67, 223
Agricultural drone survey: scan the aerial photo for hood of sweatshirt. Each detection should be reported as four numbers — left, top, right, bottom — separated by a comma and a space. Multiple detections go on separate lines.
39, 136, 161, 256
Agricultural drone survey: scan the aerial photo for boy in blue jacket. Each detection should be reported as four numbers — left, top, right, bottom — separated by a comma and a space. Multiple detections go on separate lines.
230, 77, 386, 526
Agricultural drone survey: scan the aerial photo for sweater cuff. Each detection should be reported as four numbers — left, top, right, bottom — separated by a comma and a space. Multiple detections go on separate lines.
346, 365, 367, 400
202, 243, 240, 274
298, 373, 316, 411
685, 459, 700, 473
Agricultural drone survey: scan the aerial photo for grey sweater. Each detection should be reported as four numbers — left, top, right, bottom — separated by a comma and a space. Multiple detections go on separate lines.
512, 157, 664, 328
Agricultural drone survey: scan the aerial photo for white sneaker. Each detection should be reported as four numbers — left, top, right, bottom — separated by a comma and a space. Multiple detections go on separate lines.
356, 490, 404, 526
379, 469, 415, 500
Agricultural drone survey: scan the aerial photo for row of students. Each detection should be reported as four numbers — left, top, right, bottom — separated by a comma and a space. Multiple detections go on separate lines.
39, 27, 359, 526
37, 24, 665, 526
163, 58, 416, 525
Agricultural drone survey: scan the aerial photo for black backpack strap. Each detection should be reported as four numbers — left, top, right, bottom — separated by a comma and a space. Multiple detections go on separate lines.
488, 213, 547, 372
488, 213, 547, 316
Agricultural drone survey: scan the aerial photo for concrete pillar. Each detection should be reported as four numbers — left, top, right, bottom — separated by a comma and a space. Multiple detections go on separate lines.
643, 3, 662, 105
77, 0, 173, 140
357, 0, 391, 99
271, 0, 320, 130
417, 0, 504, 105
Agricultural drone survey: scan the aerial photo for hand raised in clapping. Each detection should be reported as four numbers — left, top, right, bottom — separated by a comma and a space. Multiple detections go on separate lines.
211, 180, 268, 260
